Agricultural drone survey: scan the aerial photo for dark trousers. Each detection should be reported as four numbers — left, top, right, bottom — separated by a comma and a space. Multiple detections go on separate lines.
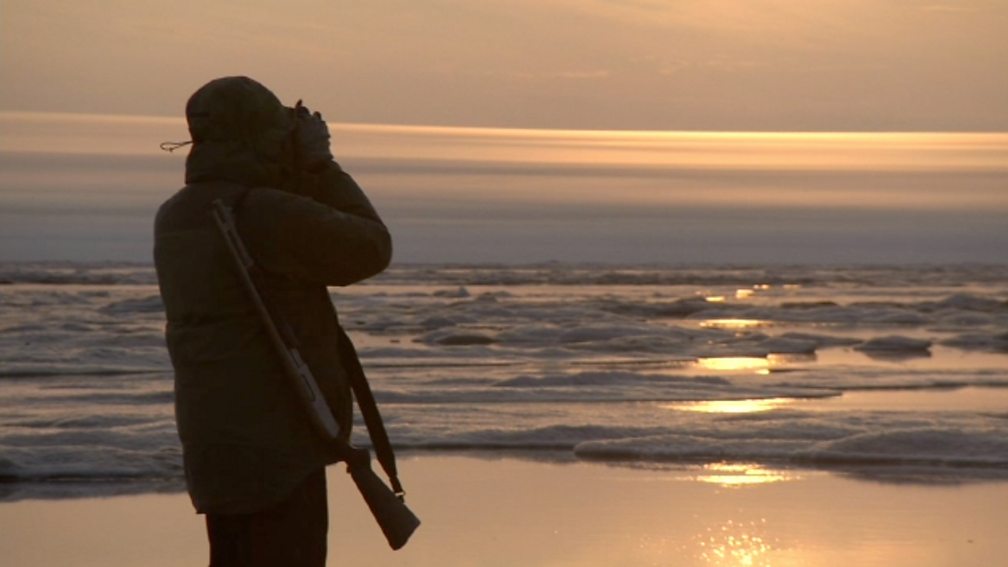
206, 469, 328, 567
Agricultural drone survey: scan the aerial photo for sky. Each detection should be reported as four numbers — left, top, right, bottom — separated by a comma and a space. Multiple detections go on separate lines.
1, 1, 1006, 264
2, 0, 1007, 131
2, 113, 1006, 263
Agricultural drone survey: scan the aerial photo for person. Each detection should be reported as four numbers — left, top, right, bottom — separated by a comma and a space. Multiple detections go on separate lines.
154, 76, 392, 566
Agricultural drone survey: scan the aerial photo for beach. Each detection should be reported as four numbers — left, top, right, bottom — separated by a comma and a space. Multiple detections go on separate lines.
2, 455, 1007, 567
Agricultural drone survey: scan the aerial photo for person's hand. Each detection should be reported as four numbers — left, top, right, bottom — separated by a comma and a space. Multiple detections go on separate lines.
293, 100, 333, 171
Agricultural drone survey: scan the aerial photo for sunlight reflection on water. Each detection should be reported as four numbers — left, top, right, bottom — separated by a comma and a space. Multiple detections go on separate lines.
667, 398, 794, 414
697, 463, 797, 488
696, 356, 772, 374
699, 318, 767, 329
696, 518, 775, 567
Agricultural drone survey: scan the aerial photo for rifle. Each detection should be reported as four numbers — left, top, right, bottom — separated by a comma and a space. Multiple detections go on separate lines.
211, 197, 420, 550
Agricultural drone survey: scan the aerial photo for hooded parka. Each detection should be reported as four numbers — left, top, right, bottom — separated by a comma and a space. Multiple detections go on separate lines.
154, 77, 391, 514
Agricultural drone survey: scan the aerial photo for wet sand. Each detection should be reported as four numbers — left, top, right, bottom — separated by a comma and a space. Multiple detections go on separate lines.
1, 455, 1006, 566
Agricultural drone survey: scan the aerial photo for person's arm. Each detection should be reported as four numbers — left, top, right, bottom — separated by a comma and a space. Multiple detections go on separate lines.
237, 182, 392, 286
309, 162, 385, 223
283, 103, 384, 220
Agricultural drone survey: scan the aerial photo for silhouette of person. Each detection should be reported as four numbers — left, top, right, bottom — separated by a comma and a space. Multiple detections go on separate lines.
154, 76, 391, 566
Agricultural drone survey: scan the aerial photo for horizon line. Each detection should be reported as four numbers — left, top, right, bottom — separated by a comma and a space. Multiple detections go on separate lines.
2, 110, 1006, 138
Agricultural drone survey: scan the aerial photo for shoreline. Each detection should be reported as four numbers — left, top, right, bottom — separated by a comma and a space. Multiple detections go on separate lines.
4, 441, 1008, 504
2, 454, 1006, 566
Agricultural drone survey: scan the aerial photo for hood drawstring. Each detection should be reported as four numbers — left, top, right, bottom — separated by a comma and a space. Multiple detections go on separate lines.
160, 140, 193, 153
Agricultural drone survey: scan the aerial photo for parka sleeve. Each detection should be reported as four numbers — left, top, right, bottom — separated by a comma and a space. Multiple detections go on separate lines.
309, 162, 385, 224
237, 170, 392, 286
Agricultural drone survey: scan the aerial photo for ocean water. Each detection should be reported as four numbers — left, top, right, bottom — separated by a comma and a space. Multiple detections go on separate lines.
1, 262, 1006, 499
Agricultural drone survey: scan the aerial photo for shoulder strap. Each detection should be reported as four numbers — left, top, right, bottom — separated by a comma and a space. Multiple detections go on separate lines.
337, 327, 404, 496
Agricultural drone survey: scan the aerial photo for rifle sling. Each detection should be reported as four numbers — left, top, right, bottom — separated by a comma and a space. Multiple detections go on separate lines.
336, 328, 404, 496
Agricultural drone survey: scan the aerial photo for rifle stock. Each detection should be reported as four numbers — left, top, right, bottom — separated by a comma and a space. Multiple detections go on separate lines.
335, 441, 420, 550
346, 456, 421, 550
212, 198, 419, 550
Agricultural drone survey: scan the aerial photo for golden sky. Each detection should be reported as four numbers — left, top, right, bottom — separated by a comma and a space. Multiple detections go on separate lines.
2, 0, 1006, 130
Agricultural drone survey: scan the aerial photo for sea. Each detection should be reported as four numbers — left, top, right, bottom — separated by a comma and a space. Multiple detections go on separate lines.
0, 112, 1006, 499
1, 262, 1006, 499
